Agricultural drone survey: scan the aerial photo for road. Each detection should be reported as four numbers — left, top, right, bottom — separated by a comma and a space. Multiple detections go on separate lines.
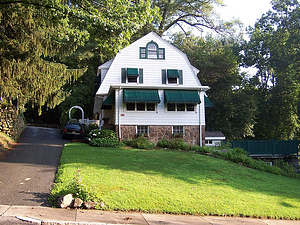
0, 126, 68, 206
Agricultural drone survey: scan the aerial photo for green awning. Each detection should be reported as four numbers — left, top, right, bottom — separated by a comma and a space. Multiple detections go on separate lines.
164, 90, 201, 104
204, 96, 214, 107
127, 68, 139, 77
167, 69, 179, 78
123, 89, 160, 103
102, 91, 115, 106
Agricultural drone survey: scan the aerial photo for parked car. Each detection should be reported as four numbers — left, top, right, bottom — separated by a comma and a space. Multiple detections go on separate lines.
62, 122, 85, 139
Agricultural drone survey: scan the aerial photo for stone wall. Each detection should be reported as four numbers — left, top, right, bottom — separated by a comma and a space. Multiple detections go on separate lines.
118, 125, 205, 146
0, 104, 26, 139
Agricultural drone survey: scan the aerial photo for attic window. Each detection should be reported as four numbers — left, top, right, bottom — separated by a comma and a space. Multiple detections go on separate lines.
140, 41, 165, 59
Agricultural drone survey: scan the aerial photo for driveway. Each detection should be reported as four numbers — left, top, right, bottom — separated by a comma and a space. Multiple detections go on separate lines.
0, 126, 68, 206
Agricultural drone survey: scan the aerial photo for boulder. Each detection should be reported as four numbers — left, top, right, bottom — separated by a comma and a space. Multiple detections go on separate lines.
83, 201, 97, 209
57, 194, 73, 208
73, 198, 83, 208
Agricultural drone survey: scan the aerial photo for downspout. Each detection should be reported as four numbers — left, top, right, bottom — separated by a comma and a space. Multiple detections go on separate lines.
118, 87, 122, 141
199, 93, 202, 147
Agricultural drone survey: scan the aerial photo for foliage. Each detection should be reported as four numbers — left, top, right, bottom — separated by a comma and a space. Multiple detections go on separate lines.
242, 0, 300, 140
168, 138, 189, 151
88, 129, 120, 148
0, 0, 155, 114
156, 139, 170, 148
136, 0, 238, 37
171, 33, 257, 140
50, 143, 300, 219
88, 123, 99, 131
89, 138, 120, 148
123, 137, 154, 150
49, 168, 99, 206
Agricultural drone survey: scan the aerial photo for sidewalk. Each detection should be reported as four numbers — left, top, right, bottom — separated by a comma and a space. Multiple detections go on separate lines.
1, 205, 300, 225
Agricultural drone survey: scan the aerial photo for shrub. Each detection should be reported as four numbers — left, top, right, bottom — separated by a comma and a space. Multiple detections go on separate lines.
88, 123, 99, 131
190, 145, 211, 153
169, 139, 189, 151
124, 137, 154, 150
90, 138, 120, 148
88, 129, 119, 148
157, 139, 170, 148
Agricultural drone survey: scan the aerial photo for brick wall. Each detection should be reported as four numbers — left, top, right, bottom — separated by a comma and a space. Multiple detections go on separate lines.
0, 104, 26, 139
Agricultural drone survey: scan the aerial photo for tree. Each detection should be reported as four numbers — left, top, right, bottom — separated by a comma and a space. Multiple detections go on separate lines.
171, 33, 257, 140
133, 0, 238, 37
0, 0, 155, 114
243, 0, 300, 139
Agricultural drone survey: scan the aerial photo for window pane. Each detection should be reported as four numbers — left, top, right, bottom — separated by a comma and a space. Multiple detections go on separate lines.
128, 76, 137, 83
173, 126, 183, 134
167, 103, 175, 111
187, 104, 195, 111
148, 43, 157, 59
158, 49, 164, 59
147, 103, 155, 111
168, 77, 177, 84
177, 104, 185, 111
137, 126, 148, 134
137, 103, 145, 111
127, 103, 135, 111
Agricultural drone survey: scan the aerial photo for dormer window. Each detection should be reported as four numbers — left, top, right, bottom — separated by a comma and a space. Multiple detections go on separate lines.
140, 41, 165, 59
121, 68, 143, 84
162, 69, 183, 85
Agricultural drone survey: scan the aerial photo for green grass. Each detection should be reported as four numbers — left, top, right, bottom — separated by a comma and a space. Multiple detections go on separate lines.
51, 143, 300, 219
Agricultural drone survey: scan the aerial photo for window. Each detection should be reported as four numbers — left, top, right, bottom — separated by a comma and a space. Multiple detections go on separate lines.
167, 103, 176, 111
127, 103, 135, 111
147, 103, 155, 111
162, 69, 183, 85
140, 41, 165, 59
173, 126, 184, 134
205, 140, 213, 145
121, 68, 143, 84
137, 126, 148, 134
167, 104, 195, 111
126, 103, 157, 111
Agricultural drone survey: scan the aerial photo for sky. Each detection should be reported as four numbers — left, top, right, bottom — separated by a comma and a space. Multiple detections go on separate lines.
217, 0, 272, 28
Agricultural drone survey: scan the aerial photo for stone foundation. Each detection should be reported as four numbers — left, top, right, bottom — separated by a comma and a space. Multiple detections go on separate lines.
117, 125, 205, 146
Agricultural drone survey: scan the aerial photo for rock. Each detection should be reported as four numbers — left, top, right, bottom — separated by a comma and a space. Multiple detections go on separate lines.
57, 194, 73, 208
83, 201, 97, 209
98, 202, 106, 208
73, 198, 83, 208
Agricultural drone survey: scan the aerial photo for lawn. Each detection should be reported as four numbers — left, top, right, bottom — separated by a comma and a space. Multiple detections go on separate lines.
51, 142, 300, 219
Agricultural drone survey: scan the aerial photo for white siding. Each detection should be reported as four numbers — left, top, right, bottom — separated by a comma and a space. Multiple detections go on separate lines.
115, 89, 205, 126
96, 32, 209, 128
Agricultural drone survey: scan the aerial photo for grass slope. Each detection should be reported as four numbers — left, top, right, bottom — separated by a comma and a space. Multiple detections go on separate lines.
51, 143, 300, 219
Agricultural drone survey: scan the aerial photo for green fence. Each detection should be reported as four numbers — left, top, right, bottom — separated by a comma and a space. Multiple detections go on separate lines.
223, 140, 299, 155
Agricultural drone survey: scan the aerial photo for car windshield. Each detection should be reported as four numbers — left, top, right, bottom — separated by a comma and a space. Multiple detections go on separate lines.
66, 124, 81, 129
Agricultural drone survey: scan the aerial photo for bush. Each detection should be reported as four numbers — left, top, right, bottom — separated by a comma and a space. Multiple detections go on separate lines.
90, 138, 120, 148
88, 129, 119, 148
124, 137, 154, 150
169, 139, 189, 151
157, 139, 170, 148
190, 145, 211, 153
88, 123, 99, 131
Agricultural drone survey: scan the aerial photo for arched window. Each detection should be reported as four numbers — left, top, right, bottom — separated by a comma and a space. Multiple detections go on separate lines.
140, 41, 165, 59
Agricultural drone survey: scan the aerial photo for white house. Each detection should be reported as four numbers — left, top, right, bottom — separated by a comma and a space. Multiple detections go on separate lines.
94, 32, 210, 146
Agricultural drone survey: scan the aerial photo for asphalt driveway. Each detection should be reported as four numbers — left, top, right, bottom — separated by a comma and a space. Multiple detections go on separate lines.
0, 126, 68, 206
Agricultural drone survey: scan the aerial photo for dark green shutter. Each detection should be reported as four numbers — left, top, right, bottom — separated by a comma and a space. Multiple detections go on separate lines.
139, 69, 143, 84
162, 69, 166, 84
179, 70, 183, 84
121, 68, 126, 83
